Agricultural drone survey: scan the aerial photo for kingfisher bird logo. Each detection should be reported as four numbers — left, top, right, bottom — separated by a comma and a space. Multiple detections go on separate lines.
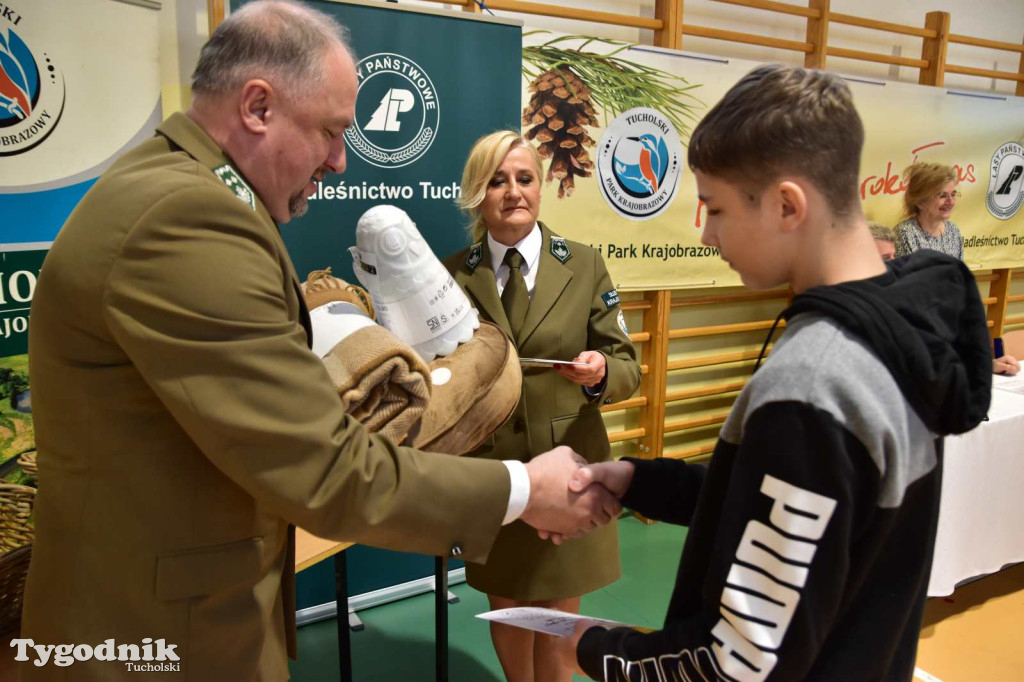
0, 10, 65, 157
597, 108, 681, 221
0, 30, 32, 120
0, 27, 36, 122
612, 134, 671, 197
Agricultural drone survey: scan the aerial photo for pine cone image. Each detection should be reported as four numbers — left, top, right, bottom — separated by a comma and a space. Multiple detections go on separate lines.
523, 68, 598, 198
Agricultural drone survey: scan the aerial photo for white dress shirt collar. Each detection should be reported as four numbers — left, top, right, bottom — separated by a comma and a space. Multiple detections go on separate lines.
487, 223, 541, 275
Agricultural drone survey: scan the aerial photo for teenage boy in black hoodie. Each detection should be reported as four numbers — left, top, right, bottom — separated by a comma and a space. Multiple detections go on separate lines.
552, 64, 993, 681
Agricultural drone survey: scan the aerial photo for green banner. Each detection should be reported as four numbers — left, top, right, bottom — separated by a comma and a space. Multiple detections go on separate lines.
276, 0, 523, 285
0, 250, 45, 358
235, 0, 523, 609
0, 250, 43, 483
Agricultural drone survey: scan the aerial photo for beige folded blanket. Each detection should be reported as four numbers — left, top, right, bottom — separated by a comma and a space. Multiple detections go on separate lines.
321, 325, 431, 445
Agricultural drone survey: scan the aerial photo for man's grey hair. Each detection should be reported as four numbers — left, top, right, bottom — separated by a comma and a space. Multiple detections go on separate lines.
191, 0, 353, 99
868, 221, 895, 243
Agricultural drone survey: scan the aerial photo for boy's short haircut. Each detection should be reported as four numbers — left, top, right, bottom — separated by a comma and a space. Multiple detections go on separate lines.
688, 64, 864, 218
868, 221, 895, 242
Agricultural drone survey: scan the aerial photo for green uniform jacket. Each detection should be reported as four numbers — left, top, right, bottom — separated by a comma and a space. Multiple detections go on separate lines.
21, 113, 510, 681
445, 225, 641, 600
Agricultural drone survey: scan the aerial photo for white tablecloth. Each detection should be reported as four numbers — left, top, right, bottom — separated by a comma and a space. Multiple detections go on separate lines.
927, 378, 1024, 596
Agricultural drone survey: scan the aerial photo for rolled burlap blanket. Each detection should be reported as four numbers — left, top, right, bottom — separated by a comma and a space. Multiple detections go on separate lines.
304, 270, 520, 454
305, 269, 429, 444
321, 325, 431, 445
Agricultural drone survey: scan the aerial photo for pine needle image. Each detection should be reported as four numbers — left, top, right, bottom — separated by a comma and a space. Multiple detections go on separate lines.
522, 32, 703, 198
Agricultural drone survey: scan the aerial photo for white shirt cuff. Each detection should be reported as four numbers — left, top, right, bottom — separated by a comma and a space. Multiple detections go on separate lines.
502, 460, 530, 525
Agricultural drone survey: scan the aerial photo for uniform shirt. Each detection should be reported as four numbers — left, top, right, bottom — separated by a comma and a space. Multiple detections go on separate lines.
486, 223, 605, 399
488, 223, 542, 299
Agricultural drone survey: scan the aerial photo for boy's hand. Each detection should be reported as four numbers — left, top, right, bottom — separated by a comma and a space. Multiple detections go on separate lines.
522, 447, 623, 541
570, 459, 636, 499
555, 350, 606, 387
994, 354, 1020, 376
538, 460, 635, 544
549, 620, 599, 676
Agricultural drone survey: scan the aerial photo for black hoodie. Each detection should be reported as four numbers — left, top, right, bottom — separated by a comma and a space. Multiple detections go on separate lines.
577, 250, 992, 682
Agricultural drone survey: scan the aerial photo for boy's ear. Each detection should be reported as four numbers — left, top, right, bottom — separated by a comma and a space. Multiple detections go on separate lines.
239, 79, 274, 134
777, 180, 808, 233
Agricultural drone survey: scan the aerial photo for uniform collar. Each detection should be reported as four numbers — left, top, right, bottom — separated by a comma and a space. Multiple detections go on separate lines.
157, 112, 235, 170
157, 112, 276, 226
156, 113, 309, 344
487, 223, 541, 273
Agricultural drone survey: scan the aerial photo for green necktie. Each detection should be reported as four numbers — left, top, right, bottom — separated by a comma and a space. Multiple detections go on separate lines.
501, 248, 528, 340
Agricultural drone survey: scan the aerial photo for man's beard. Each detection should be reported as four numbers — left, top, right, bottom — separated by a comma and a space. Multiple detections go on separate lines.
289, 193, 309, 218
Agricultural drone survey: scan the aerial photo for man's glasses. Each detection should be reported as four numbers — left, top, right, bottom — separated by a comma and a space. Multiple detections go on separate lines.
936, 190, 961, 201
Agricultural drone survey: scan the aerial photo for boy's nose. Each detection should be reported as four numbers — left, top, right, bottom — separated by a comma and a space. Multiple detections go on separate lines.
700, 227, 717, 247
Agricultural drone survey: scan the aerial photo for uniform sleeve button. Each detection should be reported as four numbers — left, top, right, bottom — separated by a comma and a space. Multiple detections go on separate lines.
449, 543, 463, 558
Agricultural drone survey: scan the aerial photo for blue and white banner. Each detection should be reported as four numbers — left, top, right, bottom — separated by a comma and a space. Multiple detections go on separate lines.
0, 0, 161, 251
0, 0, 160, 358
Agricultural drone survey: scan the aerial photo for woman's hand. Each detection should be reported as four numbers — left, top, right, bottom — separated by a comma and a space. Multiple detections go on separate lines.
994, 354, 1020, 376
555, 350, 606, 387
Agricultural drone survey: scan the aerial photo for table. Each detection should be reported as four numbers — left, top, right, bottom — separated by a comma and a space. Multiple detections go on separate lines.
295, 530, 356, 682
294, 530, 455, 681
927, 378, 1024, 596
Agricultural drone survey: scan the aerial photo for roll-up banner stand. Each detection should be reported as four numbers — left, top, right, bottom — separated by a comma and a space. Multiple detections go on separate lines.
229, 0, 524, 616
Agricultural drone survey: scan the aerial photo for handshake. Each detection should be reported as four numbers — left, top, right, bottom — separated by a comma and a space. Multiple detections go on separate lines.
519, 446, 637, 545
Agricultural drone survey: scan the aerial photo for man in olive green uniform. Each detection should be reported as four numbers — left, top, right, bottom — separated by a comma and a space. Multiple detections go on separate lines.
19, 3, 618, 680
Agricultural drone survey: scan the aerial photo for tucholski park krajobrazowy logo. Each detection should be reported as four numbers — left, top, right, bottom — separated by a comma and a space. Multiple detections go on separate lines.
0, 5, 65, 156
521, 33, 701, 203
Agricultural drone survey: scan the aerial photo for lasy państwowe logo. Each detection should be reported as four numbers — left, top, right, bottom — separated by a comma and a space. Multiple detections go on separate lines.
346, 53, 439, 169
986, 142, 1024, 221
0, 8, 65, 157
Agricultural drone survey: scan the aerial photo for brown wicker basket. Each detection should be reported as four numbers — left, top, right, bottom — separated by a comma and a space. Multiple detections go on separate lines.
17, 451, 37, 481
0, 483, 35, 635
0, 484, 35, 554
0, 545, 31, 634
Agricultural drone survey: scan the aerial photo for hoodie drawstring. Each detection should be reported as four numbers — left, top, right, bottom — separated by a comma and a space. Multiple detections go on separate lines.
754, 308, 789, 373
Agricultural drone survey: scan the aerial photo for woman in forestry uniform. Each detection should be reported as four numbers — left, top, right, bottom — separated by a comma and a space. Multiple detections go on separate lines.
445, 131, 641, 682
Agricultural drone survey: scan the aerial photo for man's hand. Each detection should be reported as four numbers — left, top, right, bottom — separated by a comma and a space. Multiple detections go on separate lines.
995, 354, 1020, 376
555, 350, 606, 387
569, 459, 636, 499
521, 446, 622, 542
536, 458, 637, 544
549, 620, 601, 677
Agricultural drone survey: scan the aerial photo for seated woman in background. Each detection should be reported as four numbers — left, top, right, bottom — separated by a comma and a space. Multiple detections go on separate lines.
895, 163, 964, 260
892, 165, 1018, 375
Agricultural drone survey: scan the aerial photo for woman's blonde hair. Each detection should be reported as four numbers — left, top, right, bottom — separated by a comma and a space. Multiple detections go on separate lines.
902, 163, 956, 219
457, 130, 543, 242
